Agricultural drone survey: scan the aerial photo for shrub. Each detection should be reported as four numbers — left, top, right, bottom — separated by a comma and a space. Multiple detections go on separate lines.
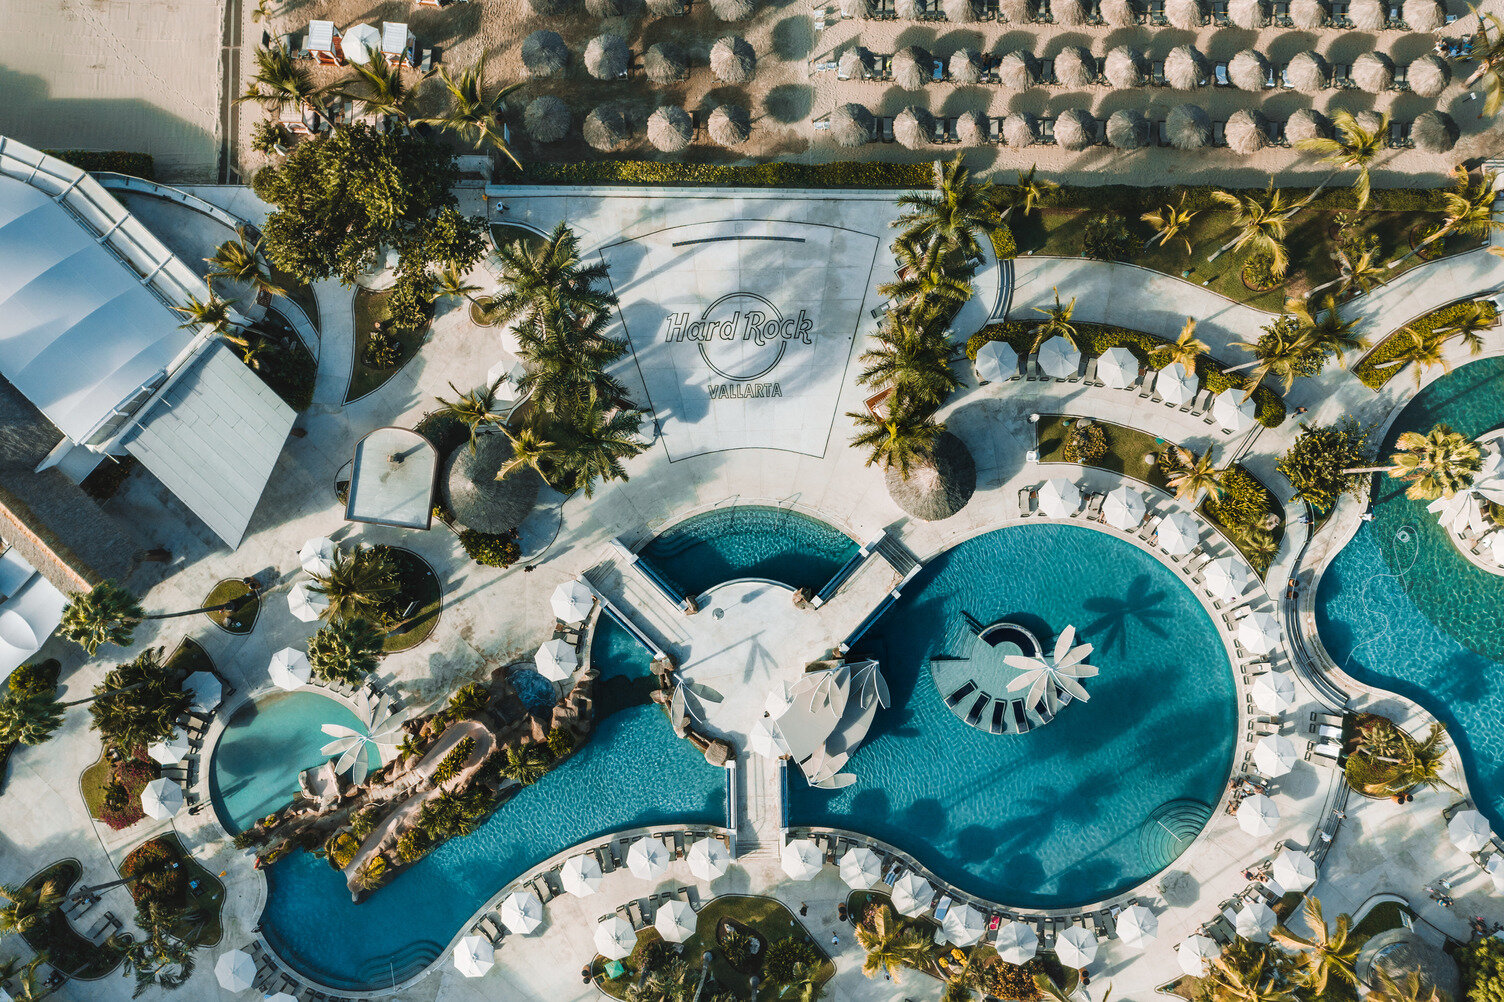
99, 756, 157, 831
459, 529, 521, 568
324, 831, 360, 870
364, 330, 401, 369
250, 121, 288, 155
989, 224, 1017, 261
448, 683, 490, 718
431, 736, 476, 784
1459, 932, 1504, 1002
1062, 420, 1109, 463
349, 807, 380, 840
394, 829, 428, 864
307, 618, 384, 687
1080, 213, 1134, 262
545, 727, 576, 759
8, 661, 58, 695
1354, 298, 1499, 389
1206, 466, 1273, 530
764, 938, 820, 985
720, 927, 758, 969
1277, 418, 1373, 512
1242, 254, 1283, 291
43, 150, 154, 179
385, 274, 434, 334
515, 159, 932, 189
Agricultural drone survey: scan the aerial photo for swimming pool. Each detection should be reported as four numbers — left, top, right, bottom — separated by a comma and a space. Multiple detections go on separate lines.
638, 505, 859, 598
787, 522, 1238, 908
1316, 356, 1504, 833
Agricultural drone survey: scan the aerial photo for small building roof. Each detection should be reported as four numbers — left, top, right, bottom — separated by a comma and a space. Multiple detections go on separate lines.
346, 427, 438, 530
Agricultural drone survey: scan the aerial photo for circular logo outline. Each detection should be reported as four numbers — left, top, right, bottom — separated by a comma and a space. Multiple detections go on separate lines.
696, 292, 786, 382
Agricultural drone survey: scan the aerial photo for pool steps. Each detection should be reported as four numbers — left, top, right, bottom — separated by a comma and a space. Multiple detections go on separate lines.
810, 530, 886, 607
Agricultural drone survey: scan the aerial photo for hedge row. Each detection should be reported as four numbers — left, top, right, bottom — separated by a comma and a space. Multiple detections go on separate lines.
1032, 183, 1448, 215
965, 320, 1287, 427
1352, 298, 1500, 390
43, 150, 155, 179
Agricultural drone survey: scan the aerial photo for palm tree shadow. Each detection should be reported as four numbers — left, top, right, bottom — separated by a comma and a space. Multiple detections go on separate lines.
1078, 574, 1173, 655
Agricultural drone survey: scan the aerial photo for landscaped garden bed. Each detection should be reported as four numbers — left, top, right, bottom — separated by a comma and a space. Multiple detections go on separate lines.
18, 859, 128, 979
119, 835, 225, 947
1352, 298, 1500, 389
203, 579, 257, 634
377, 546, 441, 653
349, 286, 432, 403
80, 747, 160, 830
0, 660, 59, 791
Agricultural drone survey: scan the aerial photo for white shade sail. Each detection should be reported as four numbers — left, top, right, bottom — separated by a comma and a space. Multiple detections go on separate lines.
1038, 336, 1082, 378
452, 935, 494, 978
687, 837, 730, 881
268, 647, 311, 691
147, 730, 191, 765
974, 340, 1019, 382
214, 949, 256, 991
1202, 556, 1253, 601
1178, 934, 1218, 976
1156, 362, 1198, 405
839, 846, 883, 889
500, 890, 544, 934
594, 915, 636, 960
655, 899, 697, 943
1238, 793, 1280, 836
942, 904, 985, 946
1254, 734, 1297, 777
996, 920, 1038, 964
891, 872, 934, 916
1251, 670, 1296, 714
561, 854, 603, 896
781, 839, 823, 880
1102, 485, 1147, 530
1212, 391, 1256, 431
141, 777, 183, 819
185, 671, 222, 712
1115, 904, 1157, 948
1096, 346, 1139, 388
1450, 809, 1492, 852
1239, 611, 1282, 655
299, 536, 335, 576
1235, 900, 1276, 940
627, 837, 671, 879
288, 580, 329, 622
551, 580, 595, 624
535, 639, 578, 682
1038, 478, 1082, 518
1272, 849, 1317, 891
1056, 925, 1098, 967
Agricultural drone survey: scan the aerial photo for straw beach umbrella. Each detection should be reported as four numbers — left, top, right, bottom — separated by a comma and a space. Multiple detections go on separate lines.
1180, 935, 1219, 975
1412, 111, 1459, 152
562, 853, 604, 896
1229, 0, 1267, 27
975, 341, 1019, 382
945, 0, 978, 19
885, 432, 976, 522
1167, 0, 1205, 27
840, 0, 869, 14
1054, 0, 1090, 24
1105, 46, 1147, 88
950, 48, 983, 84
998, 921, 1038, 963
1001, 0, 1032, 22
585, 33, 629, 80
1155, 511, 1200, 554
1349, 0, 1385, 28
655, 899, 697, 943
893, 46, 932, 89
528, 0, 575, 12
707, 104, 751, 146
711, 35, 756, 83
1404, 0, 1443, 30
452, 936, 493, 977
891, 873, 934, 916
956, 110, 989, 144
840, 847, 883, 888
710, 0, 754, 18
688, 837, 730, 880
1286, 51, 1329, 92
501, 890, 544, 934
595, 916, 635, 959
897, 0, 922, 16
644, 42, 688, 83
997, 52, 1037, 89
1226, 109, 1270, 153
894, 106, 935, 148
648, 0, 682, 11
1100, 0, 1137, 25
1289, 0, 1326, 26
1408, 55, 1451, 97
647, 106, 693, 151
1272, 849, 1317, 890
1004, 112, 1038, 146
1168, 104, 1210, 149
1054, 46, 1094, 88
445, 433, 542, 534
1353, 52, 1394, 92
1254, 734, 1298, 776
1166, 45, 1208, 89
583, 105, 631, 151
1107, 109, 1149, 149
1229, 50, 1270, 91
1286, 108, 1330, 143
839, 47, 873, 80
1038, 337, 1082, 377
830, 103, 874, 146
1238, 793, 1279, 835
586, 0, 640, 14
522, 30, 568, 77
524, 96, 570, 144
1251, 669, 1297, 713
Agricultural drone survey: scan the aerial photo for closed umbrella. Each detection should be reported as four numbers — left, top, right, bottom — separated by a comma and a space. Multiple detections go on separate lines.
1038, 337, 1082, 379
536, 639, 578, 681
340, 23, 382, 65
1254, 734, 1297, 777
1056, 925, 1098, 968
996, 920, 1038, 963
452, 935, 493, 977
655, 899, 697, 943
185, 671, 222, 712
1102, 486, 1147, 530
781, 839, 823, 880
1286, 52, 1329, 93
562, 854, 604, 896
891, 872, 934, 916
1104, 46, 1146, 88
1204, 557, 1252, 600
1227, 109, 1269, 154
1096, 347, 1139, 388
551, 580, 595, 624
1003, 113, 1038, 147
1053, 47, 1094, 88
300, 537, 335, 576
268, 647, 311, 691
1168, 105, 1210, 149
1408, 55, 1450, 98
595, 915, 636, 959
1229, 51, 1269, 91
1239, 611, 1282, 655
688, 838, 730, 881
1156, 511, 1200, 555
1237, 793, 1279, 836
1450, 809, 1491, 852
1107, 109, 1148, 150
501, 890, 544, 934
1212, 391, 1256, 431
288, 580, 328, 622
147, 730, 190, 765
1116, 904, 1157, 948
1236, 901, 1277, 941
943, 904, 985, 946
1179, 934, 1219, 976
1155, 362, 1197, 406
215, 949, 257, 991
1165, 45, 1207, 90
1272, 849, 1317, 891
840, 847, 883, 888
142, 777, 183, 819
628, 837, 671, 879
1038, 478, 1082, 518
1251, 670, 1297, 713
975, 341, 1019, 383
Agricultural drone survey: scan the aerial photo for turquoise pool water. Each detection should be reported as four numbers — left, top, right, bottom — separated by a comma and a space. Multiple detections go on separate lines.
1316, 356, 1504, 831
256, 619, 724, 991
638, 505, 859, 597
210, 691, 373, 834
787, 522, 1238, 908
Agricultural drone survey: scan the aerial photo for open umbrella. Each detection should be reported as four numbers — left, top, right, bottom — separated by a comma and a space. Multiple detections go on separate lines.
891, 872, 933, 916
893, 46, 932, 90
583, 106, 631, 152
1226, 110, 1270, 154
185, 671, 222, 712
1053, 0, 1090, 23
524, 96, 571, 144
288, 580, 328, 622
1055, 110, 1096, 152
1003, 112, 1037, 147
1272, 849, 1317, 891
142, 777, 183, 820
595, 915, 636, 959
781, 839, 823, 880
644, 42, 688, 84
1155, 362, 1197, 406
1179, 934, 1219, 975
838, 47, 872, 80
1165, 44, 1207, 87
1408, 55, 1450, 97
628, 837, 671, 879
974, 341, 1018, 383
1289, 0, 1325, 25
340, 23, 382, 65
300, 537, 335, 576
1238, 611, 1282, 655
1353, 52, 1394, 93
1056, 925, 1098, 968
551, 581, 595, 624
536, 639, 578, 681
997, 52, 1036, 90
1487, 854, 1504, 890
943, 904, 985, 946
1107, 110, 1149, 150
1229, 0, 1267, 26
1102, 486, 1147, 531
830, 104, 874, 147
1038, 478, 1082, 518
1053, 47, 1094, 88
1450, 809, 1491, 852
1203, 556, 1253, 601
894, 107, 936, 149
522, 30, 569, 77
1349, 0, 1385, 27
1236, 901, 1277, 941
1251, 671, 1296, 714
688, 838, 730, 881
749, 719, 786, 758
1166, 0, 1204, 26
840, 847, 883, 888
1212, 391, 1256, 431
147, 730, 191, 765
1286, 109, 1330, 144
562, 854, 604, 896
1254, 734, 1297, 777
996, 921, 1038, 963
500, 890, 544, 934
1167, 105, 1210, 150
1412, 111, 1459, 153
1286, 51, 1329, 93
950, 49, 983, 84
708, 105, 751, 146
1237, 793, 1279, 836
1096, 346, 1139, 389
1404, 0, 1443, 28
453, 935, 493, 977
268, 648, 311, 691
647, 106, 693, 152
710, 36, 756, 83
655, 899, 697, 943
1100, 0, 1136, 23
585, 33, 630, 80
1038, 336, 1081, 379
265, 994, 300, 1002
1104, 46, 1147, 88
945, 0, 978, 19
215, 949, 256, 991
1229, 51, 1269, 91
1155, 511, 1200, 555
1116, 904, 1157, 948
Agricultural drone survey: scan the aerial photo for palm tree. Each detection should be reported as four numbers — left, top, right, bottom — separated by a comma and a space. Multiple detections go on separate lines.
435, 382, 504, 451
1368, 969, 1447, 1002
495, 425, 561, 482
352, 858, 386, 891
1209, 183, 1294, 278
86, 649, 190, 751
1310, 243, 1386, 299
490, 222, 616, 330
1465, 12, 1504, 116
848, 392, 945, 477
205, 228, 287, 299
858, 313, 961, 408
515, 309, 630, 415
0, 688, 64, 747
1371, 326, 1453, 387
1383, 424, 1483, 500
335, 56, 419, 124
432, 265, 481, 306
1209, 946, 1298, 1002
894, 153, 998, 259
855, 904, 933, 979
238, 44, 321, 114
59, 580, 247, 655
549, 401, 647, 498
1, 955, 51, 1001
880, 237, 975, 316
1165, 445, 1227, 502
1230, 324, 1314, 394
1295, 109, 1389, 210
1154, 318, 1208, 369
1141, 195, 1200, 255
1393, 721, 1459, 793
1284, 295, 1368, 368
173, 291, 238, 337
1434, 300, 1495, 355
310, 544, 398, 623
419, 62, 523, 166
1033, 970, 1084, 1002
0, 880, 62, 936
1270, 897, 1359, 994
500, 744, 551, 785
1032, 286, 1079, 348
995, 165, 1059, 221
1396, 169, 1504, 268
115, 907, 196, 997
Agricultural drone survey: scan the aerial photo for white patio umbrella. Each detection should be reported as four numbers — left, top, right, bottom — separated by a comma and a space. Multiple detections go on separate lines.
940, 904, 985, 946
1155, 362, 1198, 406
1238, 793, 1279, 836
1239, 611, 1282, 655
1178, 934, 1219, 976
215, 949, 257, 991
1038, 336, 1082, 379
1156, 511, 1200, 555
840, 846, 883, 889
487, 358, 527, 404
265, 993, 300, 1002
1450, 809, 1492, 852
1096, 346, 1139, 389
688, 837, 730, 881
974, 340, 1019, 383
185, 671, 222, 712
891, 872, 934, 916
341, 22, 382, 64
996, 920, 1038, 963
1102, 486, 1147, 530
1235, 900, 1276, 941
1486, 854, 1504, 890
299, 536, 336, 576
288, 580, 328, 622
655, 898, 697, 943
268, 647, 311, 691
1038, 478, 1082, 518
1212, 391, 1256, 431
1115, 904, 1158, 948
550, 580, 595, 624
1202, 557, 1253, 601
1254, 734, 1297, 777
1056, 925, 1098, 968
1271, 849, 1317, 891
141, 778, 185, 820
594, 915, 636, 959
500, 890, 544, 934
781, 839, 823, 880
452, 935, 494, 977
561, 854, 603, 896
749, 719, 787, 759
1251, 670, 1297, 714
147, 730, 191, 765
535, 639, 578, 681
627, 837, 671, 880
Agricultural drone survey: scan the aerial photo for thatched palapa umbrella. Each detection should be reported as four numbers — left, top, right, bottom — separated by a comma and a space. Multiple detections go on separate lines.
647, 106, 693, 151
522, 30, 568, 78
1004, 111, 1038, 146
443, 434, 542, 535
707, 104, 751, 146
1228, 0, 1267, 28
1055, 109, 1096, 150
1288, 0, 1326, 26
1353, 51, 1394, 92
1285, 108, 1330, 143
885, 433, 976, 522
1053, 0, 1090, 25
710, 35, 756, 83
830, 103, 874, 146
1226, 108, 1269, 152
1408, 54, 1451, 97
524, 96, 571, 143
1166, 0, 1205, 28
1285, 51, 1329, 92
585, 33, 629, 80
527, 0, 575, 13
1001, 0, 1033, 23
1100, 0, 1138, 24
1349, 0, 1385, 28
950, 49, 983, 84
839, 47, 873, 80
586, 0, 641, 15
956, 110, 989, 144
1403, 0, 1443, 29
1229, 50, 1269, 90
1104, 46, 1147, 88
647, 0, 682, 12
1053, 46, 1095, 87
840, 0, 869, 14
1167, 104, 1210, 149
1107, 108, 1149, 149
893, 46, 932, 89
1165, 45, 1208, 89
944, 0, 978, 20
583, 105, 631, 150
894, 106, 936, 148
1412, 110, 1459, 152
1355, 110, 1385, 135
644, 42, 688, 84
710, 0, 755, 18
896, 0, 922, 17
997, 51, 1037, 89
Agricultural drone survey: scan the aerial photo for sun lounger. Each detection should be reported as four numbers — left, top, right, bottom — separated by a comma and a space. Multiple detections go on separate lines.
990, 700, 1007, 734
966, 692, 989, 725
1012, 701, 1031, 733
934, 896, 952, 920
1318, 724, 1343, 740
946, 680, 978, 707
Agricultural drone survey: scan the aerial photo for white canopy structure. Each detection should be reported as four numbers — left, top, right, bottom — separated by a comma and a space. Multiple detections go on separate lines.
1155, 362, 1198, 406
766, 660, 888, 789
1038, 336, 1082, 378
1155, 511, 1200, 554
1212, 391, 1256, 431
551, 580, 595, 624
288, 581, 329, 622
1253, 734, 1297, 777
185, 671, 222, 712
1235, 900, 1277, 940
688, 838, 730, 881
214, 950, 256, 991
781, 839, 823, 880
299, 537, 336, 576
1056, 925, 1098, 967
1251, 670, 1296, 713
1116, 904, 1158, 948
341, 23, 382, 63
943, 904, 985, 946
891, 872, 934, 916
594, 916, 636, 960
1239, 611, 1282, 655
1449, 809, 1491, 852
1272, 849, 1317, 891
974, 340, 1019, 383
561, 854, 604, 896
1038, 478, 1082, 518
1096, 346, 1140, 388
627, 837, 671, 879
268, 647, 311, 691
1203, 557, 1253, 601
655, 899, 697, 943
1178, 934, 1219, 975
1429, 447, 1504, 535
147, 730, 191, 765
996, 921, 1038, 964
535, 639, 578, 681
1102, 486, 1147, 530
1005, 624, 1097, 713
1238, 793, 1280, 836
452, 935, 494, 978
500, 890, 544, 934
839, 847, 883, 888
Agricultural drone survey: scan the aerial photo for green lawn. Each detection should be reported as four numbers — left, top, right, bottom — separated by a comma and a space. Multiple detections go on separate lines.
78, 749, 112, 822
348, 287, 429, 403
1352, 900, 1417, 940
164, 638, 214, 675
19, 859, 128, 980
380, 547, 442, 653
203, 580, 257, 635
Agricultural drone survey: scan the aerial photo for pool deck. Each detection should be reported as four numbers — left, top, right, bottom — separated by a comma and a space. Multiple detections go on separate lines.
5, 184, 1504, 1001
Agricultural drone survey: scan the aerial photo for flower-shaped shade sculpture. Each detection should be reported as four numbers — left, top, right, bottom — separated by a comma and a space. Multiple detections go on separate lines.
320, 708, 405, 784
1004, 624, 1098, 713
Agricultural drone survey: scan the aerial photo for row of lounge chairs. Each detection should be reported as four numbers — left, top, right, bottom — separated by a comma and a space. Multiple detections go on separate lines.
243, 940, 344, 1001
944, 679, 1061, 733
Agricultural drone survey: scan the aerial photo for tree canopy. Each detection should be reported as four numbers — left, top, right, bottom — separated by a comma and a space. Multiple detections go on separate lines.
1278, 418, 1373, 512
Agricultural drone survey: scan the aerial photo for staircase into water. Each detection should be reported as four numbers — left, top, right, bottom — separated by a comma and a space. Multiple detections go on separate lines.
1138, 799, 1214, 871
873, 535, 922, 578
